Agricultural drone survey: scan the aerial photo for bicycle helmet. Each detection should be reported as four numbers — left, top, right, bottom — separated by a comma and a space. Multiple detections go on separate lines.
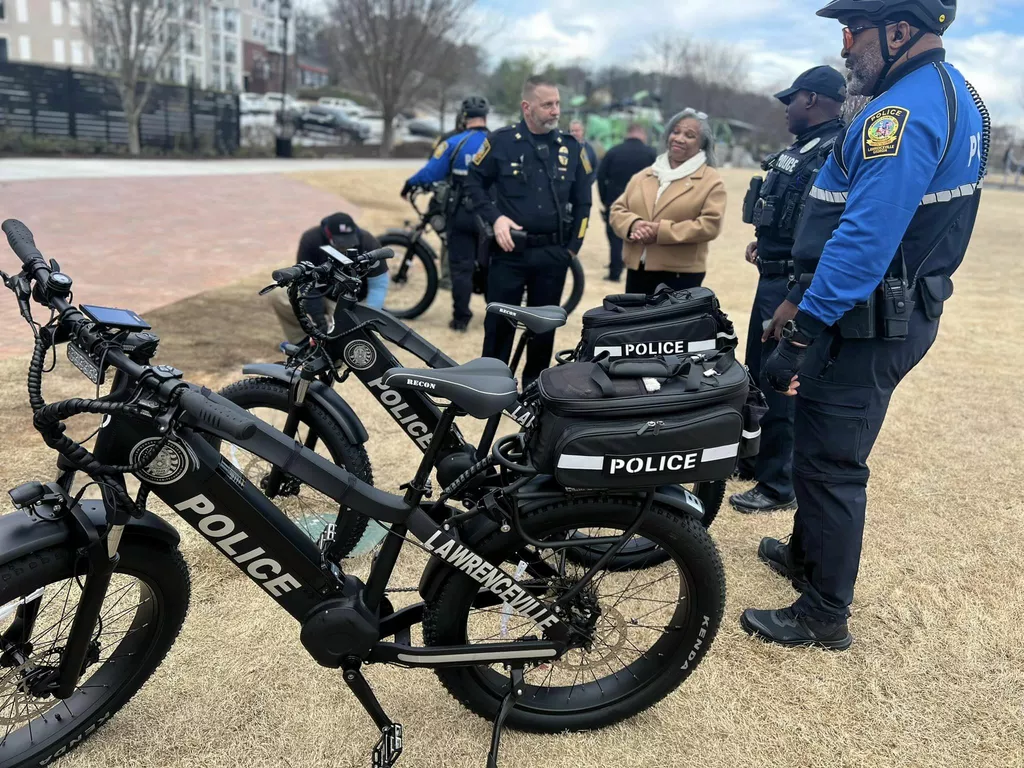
460, 96, 490, 119
816, 0, 956, 35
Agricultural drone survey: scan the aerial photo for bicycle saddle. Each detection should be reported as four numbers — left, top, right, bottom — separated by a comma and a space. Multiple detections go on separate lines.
485, 303, 567, 335
381, 358, 518, 419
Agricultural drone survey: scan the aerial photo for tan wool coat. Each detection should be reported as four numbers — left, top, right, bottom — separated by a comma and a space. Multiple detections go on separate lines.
608, 164, 727, 273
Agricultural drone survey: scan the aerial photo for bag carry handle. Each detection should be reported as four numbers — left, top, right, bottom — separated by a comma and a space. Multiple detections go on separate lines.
602, 293, 648, 311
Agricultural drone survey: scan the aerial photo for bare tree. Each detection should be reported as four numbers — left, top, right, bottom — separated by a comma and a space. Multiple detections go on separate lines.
76, 0, 205, 155
331, 0, 475, 156
428, 41, 483, 131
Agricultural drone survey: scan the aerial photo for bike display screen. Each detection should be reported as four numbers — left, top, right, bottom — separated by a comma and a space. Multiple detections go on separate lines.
80, 304, 152, 331
320, 244, 354, 265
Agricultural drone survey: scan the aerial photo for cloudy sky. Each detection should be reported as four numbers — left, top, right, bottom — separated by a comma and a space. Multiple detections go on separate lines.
475, 0, 1024, 126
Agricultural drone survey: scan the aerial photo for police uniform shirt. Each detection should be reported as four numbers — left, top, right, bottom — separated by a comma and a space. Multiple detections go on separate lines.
755, 118, 843, 263
408, 127, 489, 186
791, 50, 985, 333
464, 121, 593, 254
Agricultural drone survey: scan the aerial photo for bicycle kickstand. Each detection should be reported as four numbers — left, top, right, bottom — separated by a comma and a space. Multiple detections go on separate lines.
486, 665, 525, 768
342, 660, 404, 768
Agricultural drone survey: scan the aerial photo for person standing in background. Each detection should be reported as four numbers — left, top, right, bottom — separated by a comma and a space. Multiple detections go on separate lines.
596, 123, 656, 283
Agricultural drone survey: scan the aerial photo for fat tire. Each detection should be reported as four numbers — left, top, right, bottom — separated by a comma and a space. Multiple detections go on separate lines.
378, 233, 439, 320
216, 377, 372, 557
694, 479, 726, 529
562, 254, 586, 316
423, 497, 725, 733
0, 540, 190, 768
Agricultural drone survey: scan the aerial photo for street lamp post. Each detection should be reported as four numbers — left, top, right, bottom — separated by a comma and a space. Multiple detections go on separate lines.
276, 0, 293, 157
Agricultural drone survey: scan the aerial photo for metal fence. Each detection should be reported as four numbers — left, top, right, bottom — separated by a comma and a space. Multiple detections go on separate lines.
0, 62, 241, 154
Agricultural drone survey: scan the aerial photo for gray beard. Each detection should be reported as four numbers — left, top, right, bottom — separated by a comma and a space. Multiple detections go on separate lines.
846, 46, 886, 96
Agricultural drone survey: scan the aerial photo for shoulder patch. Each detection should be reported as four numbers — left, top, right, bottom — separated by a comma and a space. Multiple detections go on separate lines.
432, 140, 449, 160
472, 138, 491, 166
580, 147, 592, 175
863, 106, 909, 160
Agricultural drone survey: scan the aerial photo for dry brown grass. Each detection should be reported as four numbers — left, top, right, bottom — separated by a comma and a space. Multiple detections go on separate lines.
1, 167, 1022, 768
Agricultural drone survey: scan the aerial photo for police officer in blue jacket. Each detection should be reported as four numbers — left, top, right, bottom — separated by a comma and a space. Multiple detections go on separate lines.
731, 66, 846, 512
465, 76, 592, 387
742, 0, 987, 650
401, 96, 491, 331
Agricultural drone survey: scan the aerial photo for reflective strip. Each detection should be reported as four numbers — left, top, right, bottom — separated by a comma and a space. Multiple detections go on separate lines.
689, 339, 717, 352
921, 183, 977, 205
742, 428, 761, 440
809, 187, 848, 204
593, 346, 622, 357
396, 648, 558, 665
701, 443, 740, 462
556, 454, 604, 470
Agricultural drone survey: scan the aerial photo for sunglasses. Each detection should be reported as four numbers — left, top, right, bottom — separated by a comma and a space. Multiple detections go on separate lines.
842, 21, 895, 51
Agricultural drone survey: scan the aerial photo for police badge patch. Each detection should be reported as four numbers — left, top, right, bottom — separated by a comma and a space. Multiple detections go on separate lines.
432, 140, 448, 160
863, 106, 909, 160
580, 147, 592, 175
472, 138, 490, 165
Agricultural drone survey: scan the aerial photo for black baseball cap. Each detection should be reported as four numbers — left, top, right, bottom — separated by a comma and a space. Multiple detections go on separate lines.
774, 65, 848, 105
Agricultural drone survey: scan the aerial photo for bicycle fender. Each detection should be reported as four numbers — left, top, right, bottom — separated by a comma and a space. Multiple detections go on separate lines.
0, 500, 180, 568
240, 363, 369, 446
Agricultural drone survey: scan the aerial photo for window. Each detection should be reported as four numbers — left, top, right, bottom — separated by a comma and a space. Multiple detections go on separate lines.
52, 37, 65, 63
0, 39, 7, 64
225, 47, 235, 63
69, 1, 80, 26
19, 35, 30, 60
16, 0, 28, 23
70, 39, 83, 65
50, 0, 62, 25
0, 1, 5, 21
225, 66, 235, 87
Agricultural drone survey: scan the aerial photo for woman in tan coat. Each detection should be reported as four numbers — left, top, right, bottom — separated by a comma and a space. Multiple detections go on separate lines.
609, 108, 727, 294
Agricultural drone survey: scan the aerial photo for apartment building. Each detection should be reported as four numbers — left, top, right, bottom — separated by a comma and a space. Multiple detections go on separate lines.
0, 0, 245, 93
240, 0, 295, 94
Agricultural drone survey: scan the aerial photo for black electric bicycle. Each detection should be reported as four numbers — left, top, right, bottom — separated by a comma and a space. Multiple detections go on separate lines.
219, 246, 727, 565
0, 219, 725, 768
378, 189, 586, 319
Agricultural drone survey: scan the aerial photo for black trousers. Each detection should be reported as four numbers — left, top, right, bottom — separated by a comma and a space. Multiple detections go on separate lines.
482, 244, 569, 388
606, 220, 624, 280
789, 308, 938, 622
625, 266, 704, 294
447, 209, 478, 323
736, 276, 795, 500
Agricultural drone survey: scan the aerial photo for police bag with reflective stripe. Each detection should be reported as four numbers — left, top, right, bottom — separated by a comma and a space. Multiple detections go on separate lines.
527, 349, 763, 489
565, 284, 738, 364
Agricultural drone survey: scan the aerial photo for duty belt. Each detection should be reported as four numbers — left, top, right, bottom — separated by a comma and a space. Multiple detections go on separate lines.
756, 259, 793, 278
524, 232, 564, 248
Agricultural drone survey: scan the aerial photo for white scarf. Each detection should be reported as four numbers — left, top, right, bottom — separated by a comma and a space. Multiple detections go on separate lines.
640, 150, 707, 265
650, 150, 707, 204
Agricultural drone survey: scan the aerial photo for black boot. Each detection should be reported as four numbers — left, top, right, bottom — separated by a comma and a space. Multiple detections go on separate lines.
740, 605, 853, 651
449, 317, 470, 333
730, 487, 797, 514
757, 537, 807, 592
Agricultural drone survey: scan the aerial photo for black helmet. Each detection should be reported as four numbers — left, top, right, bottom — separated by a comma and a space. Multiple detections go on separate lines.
460, 96, 490, 119
816, 0, 956, 35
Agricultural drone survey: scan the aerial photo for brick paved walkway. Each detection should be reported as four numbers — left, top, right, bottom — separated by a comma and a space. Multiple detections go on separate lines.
0, 174, 359, 358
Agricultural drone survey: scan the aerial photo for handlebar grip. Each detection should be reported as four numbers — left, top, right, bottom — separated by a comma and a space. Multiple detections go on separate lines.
179, 389, 257, 441
2, 219, 45, 269
362, 247, 395, 262
272, 265, 306, 284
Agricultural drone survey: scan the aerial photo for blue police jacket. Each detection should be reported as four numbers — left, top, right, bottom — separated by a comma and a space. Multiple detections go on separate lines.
790, 50, 986, 335
407, 127, 489, 186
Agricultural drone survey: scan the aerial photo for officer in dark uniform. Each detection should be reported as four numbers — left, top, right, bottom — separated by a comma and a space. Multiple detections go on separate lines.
596, 123, 657, 282
742, 0, 987, 650
464, 76, 593, 388
730, 66, 846, 513
402, 96, 491, 331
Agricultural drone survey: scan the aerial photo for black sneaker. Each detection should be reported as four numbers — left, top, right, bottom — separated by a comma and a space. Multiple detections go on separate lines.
740, 606, 853, 651
730, 487, 797, 514
449, 318, 470, 332
758, 537, 807, 592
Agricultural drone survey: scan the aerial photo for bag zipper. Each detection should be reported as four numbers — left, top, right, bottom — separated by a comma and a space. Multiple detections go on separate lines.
582, 292, 717, 328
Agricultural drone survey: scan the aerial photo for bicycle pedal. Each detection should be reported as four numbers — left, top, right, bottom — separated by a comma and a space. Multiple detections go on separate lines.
372, 723, 403, 768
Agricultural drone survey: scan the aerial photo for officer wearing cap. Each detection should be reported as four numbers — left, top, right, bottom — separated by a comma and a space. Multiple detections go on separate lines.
731, 66, 846, 514
401, 96, 491, 332
742, 0, 987, 650
270, 212, 389, 346
465, 76, 592, 387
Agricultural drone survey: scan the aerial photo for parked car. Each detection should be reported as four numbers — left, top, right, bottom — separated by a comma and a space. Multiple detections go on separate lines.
295, 106, 371, 144
317, 97, 368, 119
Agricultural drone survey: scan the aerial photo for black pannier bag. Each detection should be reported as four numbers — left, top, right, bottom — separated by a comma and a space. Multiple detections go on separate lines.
572, 284, 738, 363
528, 351, 764, 490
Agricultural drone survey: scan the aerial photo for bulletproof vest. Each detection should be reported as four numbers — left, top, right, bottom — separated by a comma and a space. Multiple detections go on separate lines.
742, 130, 839, 250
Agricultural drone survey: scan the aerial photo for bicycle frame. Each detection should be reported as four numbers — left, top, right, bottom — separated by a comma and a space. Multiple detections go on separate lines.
45, 368, 570, 682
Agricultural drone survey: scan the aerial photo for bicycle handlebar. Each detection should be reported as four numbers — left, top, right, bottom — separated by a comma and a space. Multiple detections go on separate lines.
3, 219, 46, 274
178, 389, 257, 441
